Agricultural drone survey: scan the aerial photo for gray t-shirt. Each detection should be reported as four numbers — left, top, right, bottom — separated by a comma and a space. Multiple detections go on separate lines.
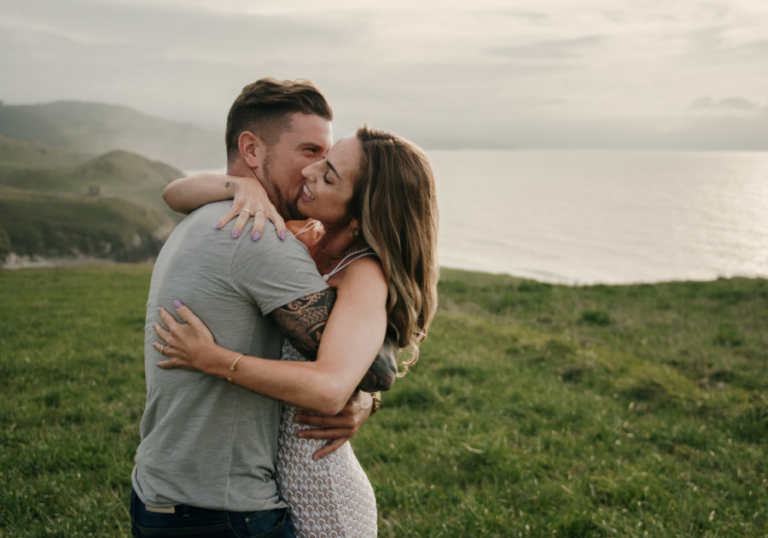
132, 201, 328, 511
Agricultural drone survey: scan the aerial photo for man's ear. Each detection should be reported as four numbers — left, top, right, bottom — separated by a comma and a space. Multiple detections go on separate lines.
238, 131, 267, 170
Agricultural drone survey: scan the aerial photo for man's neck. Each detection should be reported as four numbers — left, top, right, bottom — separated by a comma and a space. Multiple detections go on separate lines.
226, 160, 258, 182
226, 160, 291, 221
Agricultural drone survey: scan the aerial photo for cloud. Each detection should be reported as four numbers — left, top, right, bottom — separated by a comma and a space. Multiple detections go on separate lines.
746, 39, 768, 52
488, 36, 604, 59
689, 96, 761, 112
0, 0, 364, 60
494, 11, 549, 24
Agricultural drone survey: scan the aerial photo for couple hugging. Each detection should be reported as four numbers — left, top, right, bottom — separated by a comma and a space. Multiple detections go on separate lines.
130, 77, 439, 538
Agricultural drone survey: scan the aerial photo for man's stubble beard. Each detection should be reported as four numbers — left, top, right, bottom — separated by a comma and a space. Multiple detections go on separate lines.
262, 153, 305, 221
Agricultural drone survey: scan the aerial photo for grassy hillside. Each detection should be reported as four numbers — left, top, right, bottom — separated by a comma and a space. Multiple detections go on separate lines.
1, 266, 766, 537
0, 186, 174, 263
0, 150, 182, 191
0, 101, 223, 170
0, 149, 185, 222
0, 134, 90, 171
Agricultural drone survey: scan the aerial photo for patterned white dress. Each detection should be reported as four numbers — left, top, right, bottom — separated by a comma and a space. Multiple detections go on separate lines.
276, 340, 378, 538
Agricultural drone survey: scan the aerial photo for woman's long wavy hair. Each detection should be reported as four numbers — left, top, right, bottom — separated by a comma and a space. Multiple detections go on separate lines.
346, 126, 439, 373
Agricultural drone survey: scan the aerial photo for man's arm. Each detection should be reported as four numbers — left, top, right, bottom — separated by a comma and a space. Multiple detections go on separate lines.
271, 289, 337, 361
357, 336, 397, 392
271, 289, 397, 392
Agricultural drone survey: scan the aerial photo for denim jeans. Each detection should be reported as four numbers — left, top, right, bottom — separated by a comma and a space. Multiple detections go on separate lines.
130, 489, 296, 538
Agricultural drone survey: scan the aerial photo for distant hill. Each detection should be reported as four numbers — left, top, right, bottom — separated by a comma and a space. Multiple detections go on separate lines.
73, 150, 183, 188
0, 184, 175, 265
0, 149, 185, 222
0, 129, 191, 266
0, 101, 224, 170
0, 134, 90, 171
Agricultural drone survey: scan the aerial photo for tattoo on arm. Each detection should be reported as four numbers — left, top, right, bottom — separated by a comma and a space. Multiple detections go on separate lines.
226, 181, 230, 189
272, 289, 337, 361
358, 336, 398, 392
274, 291, 397, 391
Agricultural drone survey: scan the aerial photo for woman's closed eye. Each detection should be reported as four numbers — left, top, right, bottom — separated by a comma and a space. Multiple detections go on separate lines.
323, 171, 332, 185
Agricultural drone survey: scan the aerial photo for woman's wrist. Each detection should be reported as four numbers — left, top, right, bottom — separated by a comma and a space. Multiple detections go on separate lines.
227, 176, 243, 195
198, 342, 237, 378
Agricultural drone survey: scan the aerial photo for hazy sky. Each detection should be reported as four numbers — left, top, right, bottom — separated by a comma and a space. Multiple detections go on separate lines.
2, 0, 767, 149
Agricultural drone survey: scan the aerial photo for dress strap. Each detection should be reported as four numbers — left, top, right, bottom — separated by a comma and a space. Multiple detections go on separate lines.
322, 248, 376, 282
294, 220, 317, 237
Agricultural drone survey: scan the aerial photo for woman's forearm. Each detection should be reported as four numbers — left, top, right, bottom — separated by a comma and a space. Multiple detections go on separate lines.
162, 173, 238, 214
198, 342, 352, 416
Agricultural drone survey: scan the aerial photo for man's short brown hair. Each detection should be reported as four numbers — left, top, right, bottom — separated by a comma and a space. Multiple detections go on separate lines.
225, 78, 333, 162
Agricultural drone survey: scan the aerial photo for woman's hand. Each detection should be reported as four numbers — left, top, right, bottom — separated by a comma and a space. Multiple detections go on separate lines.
215, 176, 287, 241
153, 301, 219, 373
294, 391, 374, 460
162, 173, 287, 241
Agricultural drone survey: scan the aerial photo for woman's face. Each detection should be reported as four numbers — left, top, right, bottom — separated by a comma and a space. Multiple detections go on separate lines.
298, 135, 363, 227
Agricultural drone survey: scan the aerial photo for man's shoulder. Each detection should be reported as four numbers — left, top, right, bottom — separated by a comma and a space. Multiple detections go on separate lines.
234, 219, 315, 258
186, 201, 232, 223
229, 219, 327, 315
166, 201, 230, 239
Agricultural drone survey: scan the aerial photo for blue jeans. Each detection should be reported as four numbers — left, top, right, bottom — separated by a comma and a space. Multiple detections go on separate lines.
130, 490, 296, 538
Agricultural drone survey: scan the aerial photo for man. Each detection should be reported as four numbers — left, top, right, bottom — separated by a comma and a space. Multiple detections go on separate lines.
130, 78, 396, 538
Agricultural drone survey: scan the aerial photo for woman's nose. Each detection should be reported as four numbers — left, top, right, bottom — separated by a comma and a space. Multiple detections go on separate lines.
302, 163, 317, 181
301, 163, 319, 181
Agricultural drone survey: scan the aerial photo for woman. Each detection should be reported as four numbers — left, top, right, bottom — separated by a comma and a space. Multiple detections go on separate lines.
153, 126, 439, 537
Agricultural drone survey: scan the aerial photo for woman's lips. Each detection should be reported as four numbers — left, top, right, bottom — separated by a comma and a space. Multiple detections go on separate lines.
302, 184, 315, 201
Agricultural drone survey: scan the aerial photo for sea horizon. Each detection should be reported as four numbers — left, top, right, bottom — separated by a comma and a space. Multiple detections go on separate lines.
182, 149, 768, 286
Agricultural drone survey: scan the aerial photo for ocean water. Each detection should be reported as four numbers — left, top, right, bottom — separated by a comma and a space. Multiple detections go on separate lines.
428, 150, 768, 284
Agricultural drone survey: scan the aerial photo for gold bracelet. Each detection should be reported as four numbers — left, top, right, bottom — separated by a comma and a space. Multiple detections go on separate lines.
369, 392, 381, 416
226, 353, 245, 383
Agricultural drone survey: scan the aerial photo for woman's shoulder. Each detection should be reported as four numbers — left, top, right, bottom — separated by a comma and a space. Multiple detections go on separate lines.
334, 254, 386, 291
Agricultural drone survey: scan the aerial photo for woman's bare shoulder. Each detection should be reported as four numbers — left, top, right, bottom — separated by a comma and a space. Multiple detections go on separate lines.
335, 255, 387, 293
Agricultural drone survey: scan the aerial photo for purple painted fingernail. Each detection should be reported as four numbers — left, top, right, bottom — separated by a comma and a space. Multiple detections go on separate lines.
233, 229, 240, 238
156, 362, 160, 367
173, 300, 183, 309
280, 230, 286, 240
252, 231, 260, 241
215, 222, 222, 229
157, 307, 161, 312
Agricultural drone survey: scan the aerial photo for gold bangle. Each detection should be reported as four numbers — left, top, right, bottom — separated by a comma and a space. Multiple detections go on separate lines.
226, 353, 245, 383
369, 391, 381, 416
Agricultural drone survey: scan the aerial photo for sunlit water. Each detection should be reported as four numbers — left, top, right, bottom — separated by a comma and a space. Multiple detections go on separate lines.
427, 150, 768, 284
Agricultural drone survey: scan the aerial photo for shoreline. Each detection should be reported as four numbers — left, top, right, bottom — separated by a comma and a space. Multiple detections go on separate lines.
1, 254, 155, 270
4, 259, 766, 287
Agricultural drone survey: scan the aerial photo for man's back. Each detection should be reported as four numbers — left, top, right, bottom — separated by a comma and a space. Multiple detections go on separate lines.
132, 201, 327, 511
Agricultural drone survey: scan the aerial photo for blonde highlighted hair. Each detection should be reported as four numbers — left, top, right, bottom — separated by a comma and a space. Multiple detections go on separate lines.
347, 126, 439, 372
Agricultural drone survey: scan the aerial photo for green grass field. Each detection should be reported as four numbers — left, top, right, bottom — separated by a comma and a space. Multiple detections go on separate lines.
1, 265, 767, 537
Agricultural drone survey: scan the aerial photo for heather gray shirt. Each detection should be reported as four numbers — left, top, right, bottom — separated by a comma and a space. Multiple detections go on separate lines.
132, 201, 328, 511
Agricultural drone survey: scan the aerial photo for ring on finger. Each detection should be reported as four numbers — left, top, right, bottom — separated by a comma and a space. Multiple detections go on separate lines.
254, 209, 266, 217
240, 208, 254, 216
159, 344, 166, 355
